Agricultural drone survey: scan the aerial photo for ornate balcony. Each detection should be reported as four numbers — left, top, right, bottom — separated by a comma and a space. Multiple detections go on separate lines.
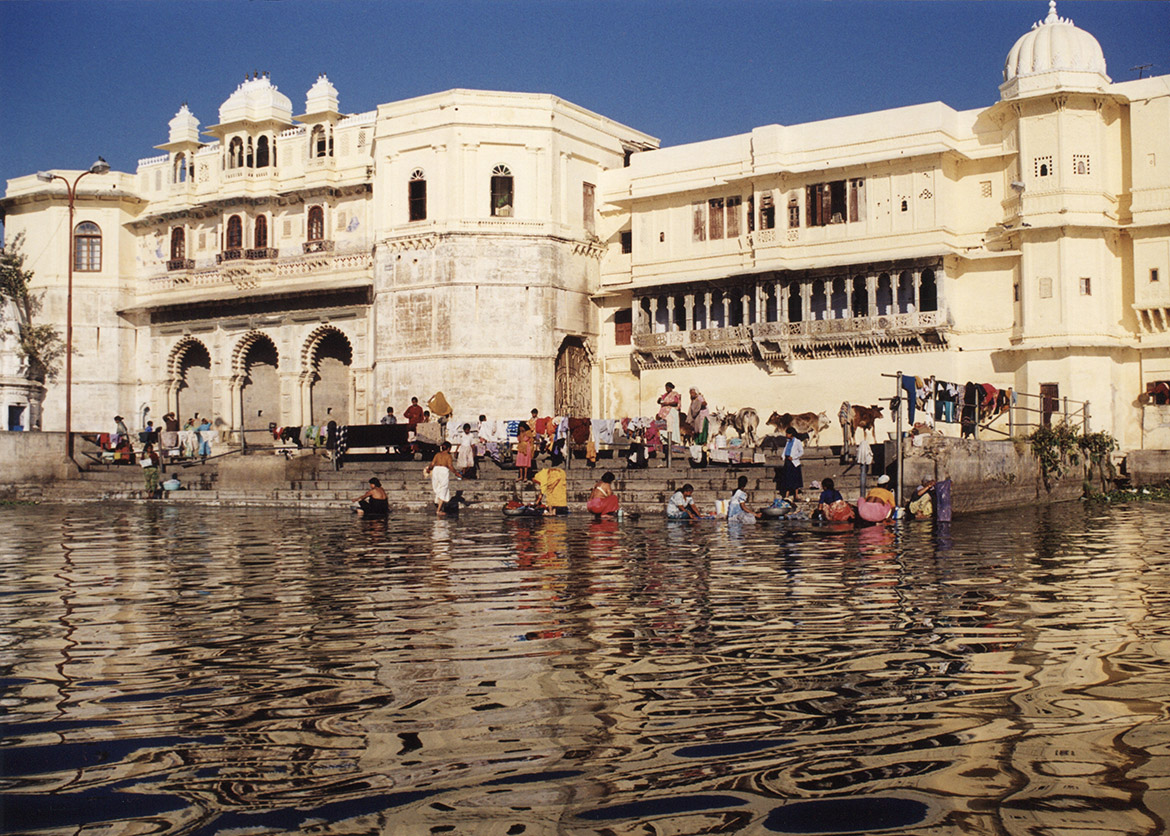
166, 258, 194, 271
303, 239, 334, 254
216, 248, 243, 264
246, 247, 279, 260
633, 311, 946, 370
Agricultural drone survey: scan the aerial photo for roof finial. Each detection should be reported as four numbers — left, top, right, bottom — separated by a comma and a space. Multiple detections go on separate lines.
1046, 0, 1059, 23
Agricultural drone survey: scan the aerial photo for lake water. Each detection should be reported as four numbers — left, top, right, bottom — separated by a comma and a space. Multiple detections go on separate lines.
3, 500, 1170, 835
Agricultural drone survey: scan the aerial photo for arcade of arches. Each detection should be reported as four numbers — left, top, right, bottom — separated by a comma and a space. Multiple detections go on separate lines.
165, 328, 355, 434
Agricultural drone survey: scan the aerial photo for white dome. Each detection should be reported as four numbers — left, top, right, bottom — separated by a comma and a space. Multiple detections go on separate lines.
305, 73, 340, 115
218, 74, 293, 125
167, 104, 200, 145
1004, 1, 1108, 83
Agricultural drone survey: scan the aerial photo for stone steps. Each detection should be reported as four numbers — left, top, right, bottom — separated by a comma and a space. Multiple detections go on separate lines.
44, 443, 884, 513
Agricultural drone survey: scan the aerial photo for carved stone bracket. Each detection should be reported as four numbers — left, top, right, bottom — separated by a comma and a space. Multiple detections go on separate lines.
383, 235, 438, 253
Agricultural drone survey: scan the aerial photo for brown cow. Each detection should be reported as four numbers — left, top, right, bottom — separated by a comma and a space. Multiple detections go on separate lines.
840, 401, 884, 445
766, 411, 832, 446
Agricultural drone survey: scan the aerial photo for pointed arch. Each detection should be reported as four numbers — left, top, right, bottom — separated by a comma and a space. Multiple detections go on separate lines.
234, 331, 280, 430
167, 337, 212, 420
301, 325, 353, 424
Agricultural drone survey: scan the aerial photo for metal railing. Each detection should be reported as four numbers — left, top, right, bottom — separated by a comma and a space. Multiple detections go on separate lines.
978, 390, 1090, 439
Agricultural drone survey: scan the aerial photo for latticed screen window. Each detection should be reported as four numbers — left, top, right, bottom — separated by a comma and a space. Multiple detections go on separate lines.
692, 203, 706, 242
726, 196, 741, 237
307, 206, 324, 241
170, 227, 185, 260
490, 165, 513, 216
73, 222, 102, 271
226, 215, 243, 249
255, 215, 268, 248
980, 181, 992, 198
409, 170, 427, 222
614, 309, 632, 346
708, 198, 725, 240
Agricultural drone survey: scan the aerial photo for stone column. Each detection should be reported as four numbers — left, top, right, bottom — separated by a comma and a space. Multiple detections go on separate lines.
684, 294, 695, 331
703, 291, 712, 329
649, 297, 660, 333
666, 296, 677, 332
740, 289, 750, 325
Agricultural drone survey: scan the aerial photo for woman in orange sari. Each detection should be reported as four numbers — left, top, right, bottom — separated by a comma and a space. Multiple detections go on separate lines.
514, 422, 535, 482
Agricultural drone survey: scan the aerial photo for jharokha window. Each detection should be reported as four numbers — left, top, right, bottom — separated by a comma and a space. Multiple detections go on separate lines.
73, 222, 102, 271
228, 137, 244, 170
311, 125, 332, 158
307, 206, 325, 241
226, 215, 243, 250
409, 169, 427, 222
170, 227, 185, 260
490, 164, 513, 217
254, 215, 268, 249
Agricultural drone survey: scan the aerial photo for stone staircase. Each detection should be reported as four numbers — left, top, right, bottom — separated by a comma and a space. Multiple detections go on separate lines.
41, 442, 888, 514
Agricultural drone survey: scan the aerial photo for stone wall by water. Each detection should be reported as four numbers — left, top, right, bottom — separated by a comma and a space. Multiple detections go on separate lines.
899, 436, 1083, 515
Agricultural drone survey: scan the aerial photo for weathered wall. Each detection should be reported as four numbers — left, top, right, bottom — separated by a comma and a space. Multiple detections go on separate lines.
0, 432, 75, 484
1125, 449, 1170, 487
900, 436, 1083, 515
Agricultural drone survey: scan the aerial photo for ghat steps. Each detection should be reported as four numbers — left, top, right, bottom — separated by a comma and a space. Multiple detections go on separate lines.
43, 443, 886, 515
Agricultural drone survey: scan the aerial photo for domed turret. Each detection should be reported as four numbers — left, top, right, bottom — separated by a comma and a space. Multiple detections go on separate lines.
1002, 1, 1109, 98
167, 104, 200, 145
304, 74, 340, 117
217, 73, 293, 125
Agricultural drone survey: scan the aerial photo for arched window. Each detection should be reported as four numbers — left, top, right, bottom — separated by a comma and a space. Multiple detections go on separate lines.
256, 136, 270, 168
174, 153, 187, 183
254, 215, 268, 249
246, 137, 254, 168
307, 206, 324, 241
73, 222, 102, 272
920, 268, 937, 312
311, 125, 329, 158
851, 275, 868, 317
228, 137, 244, 169
876, 273, 893, 315
490, 164, 513, 217
170, 227, 185, 260
226, 215, 243, 250
897, 271, 916, 313
830, 277, 848, 319
810, 280, 827, 320
786, 284, 803, 323
409, 169, 427, 222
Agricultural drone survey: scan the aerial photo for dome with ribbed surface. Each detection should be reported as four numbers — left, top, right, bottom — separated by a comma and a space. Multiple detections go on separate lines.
1004, 1, 1108, 84
218, 74, 293, 125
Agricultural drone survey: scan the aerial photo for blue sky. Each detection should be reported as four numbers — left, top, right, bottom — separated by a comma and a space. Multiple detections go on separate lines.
1, 0, 1167, 190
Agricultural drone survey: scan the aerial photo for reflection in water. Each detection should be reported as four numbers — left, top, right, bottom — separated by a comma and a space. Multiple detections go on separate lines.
2, 501, 1170, 834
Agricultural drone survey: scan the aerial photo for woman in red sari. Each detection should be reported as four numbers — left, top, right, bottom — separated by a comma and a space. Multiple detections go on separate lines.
586, 471, 620, 516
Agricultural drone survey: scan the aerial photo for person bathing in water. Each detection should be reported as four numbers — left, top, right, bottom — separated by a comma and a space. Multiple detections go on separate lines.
354, 477, 389, 515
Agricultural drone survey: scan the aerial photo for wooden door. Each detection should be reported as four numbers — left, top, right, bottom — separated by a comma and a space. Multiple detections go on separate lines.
555, 340, 590, 417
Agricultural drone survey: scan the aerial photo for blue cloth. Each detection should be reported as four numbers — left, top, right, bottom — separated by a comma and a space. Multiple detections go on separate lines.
902, 375, 917, 424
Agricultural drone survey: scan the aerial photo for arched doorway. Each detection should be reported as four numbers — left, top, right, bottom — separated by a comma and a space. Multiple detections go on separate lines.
555, 337, 590, 417
240, 335, 279, 431
306, 328, 352, 425
174, 340, 211, 422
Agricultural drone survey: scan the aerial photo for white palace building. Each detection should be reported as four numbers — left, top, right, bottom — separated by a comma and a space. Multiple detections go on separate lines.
3, 2, 1169, 451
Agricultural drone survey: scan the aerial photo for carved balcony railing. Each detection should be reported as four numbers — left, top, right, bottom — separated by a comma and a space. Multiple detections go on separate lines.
633, 310, 946, 370
246, 247, 279, 260
216, 249, 243, 264
166, 258, 194, 271
303, 239, 335, 254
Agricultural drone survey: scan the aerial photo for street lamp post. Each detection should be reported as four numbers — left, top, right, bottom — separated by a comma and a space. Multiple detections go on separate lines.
37, 157, 110, 462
